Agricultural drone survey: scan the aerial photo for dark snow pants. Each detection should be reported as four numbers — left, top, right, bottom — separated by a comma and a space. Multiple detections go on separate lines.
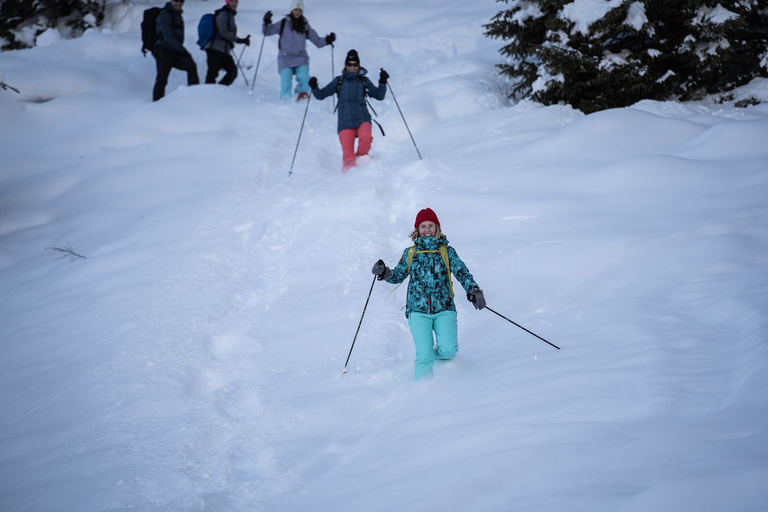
152, 46, 200, 101
205, 49, 237, 86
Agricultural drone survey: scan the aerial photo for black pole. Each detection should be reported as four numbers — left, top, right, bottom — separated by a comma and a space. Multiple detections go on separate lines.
0, 82, 20, 93
386, 80, 422, 160
342, 273, 378, 375
289, 93, 312, 177
331, 44, 336, 111
235, 45, 249, 86
250, 32, 266, 94
486, 306, 561, 350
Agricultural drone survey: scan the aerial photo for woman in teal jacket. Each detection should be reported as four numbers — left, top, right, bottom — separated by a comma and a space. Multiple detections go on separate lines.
372, 208, 486, 380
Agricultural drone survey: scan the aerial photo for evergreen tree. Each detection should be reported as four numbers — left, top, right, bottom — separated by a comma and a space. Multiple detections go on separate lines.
484, 0, 768, 113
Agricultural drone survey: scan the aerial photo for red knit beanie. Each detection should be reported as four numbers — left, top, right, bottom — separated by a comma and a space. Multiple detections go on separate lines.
414, 208, 440, 229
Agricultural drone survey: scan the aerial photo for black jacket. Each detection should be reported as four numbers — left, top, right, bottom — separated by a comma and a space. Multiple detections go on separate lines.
155, 3, 186, 53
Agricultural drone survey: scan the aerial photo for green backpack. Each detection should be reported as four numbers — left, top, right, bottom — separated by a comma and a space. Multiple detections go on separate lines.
406, 245, 454, 297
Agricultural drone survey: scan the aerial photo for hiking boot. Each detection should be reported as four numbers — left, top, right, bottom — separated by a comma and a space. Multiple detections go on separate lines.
297, 92, 310, 101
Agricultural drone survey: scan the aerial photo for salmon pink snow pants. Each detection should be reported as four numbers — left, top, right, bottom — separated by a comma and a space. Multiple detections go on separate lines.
338, 122, 373, 172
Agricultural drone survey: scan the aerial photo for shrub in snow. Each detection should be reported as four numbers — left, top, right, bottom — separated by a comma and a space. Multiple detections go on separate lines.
1, 0, 104, 50
484, 0, 768, 113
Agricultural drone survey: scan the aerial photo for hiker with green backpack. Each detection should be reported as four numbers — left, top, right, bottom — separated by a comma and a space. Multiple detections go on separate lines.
309, 49, 388, 172
372, 208, 486, 380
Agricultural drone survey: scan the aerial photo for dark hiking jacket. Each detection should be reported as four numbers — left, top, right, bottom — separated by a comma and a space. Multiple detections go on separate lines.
312, 66, 386, 133
155, 3, 186, 53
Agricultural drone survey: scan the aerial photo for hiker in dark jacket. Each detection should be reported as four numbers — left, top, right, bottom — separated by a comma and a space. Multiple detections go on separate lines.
262, 0, 335, 101
372, 208, 485, 380
309, 49, 388, 172
204, 0, 250, 86
153, 0, 199, 101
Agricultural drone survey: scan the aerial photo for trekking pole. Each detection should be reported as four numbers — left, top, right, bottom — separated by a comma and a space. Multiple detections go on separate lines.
289, 93, 311, 177
331, 45, 336, 111
0, 71, 19, 93
235, 45, 249, 86
386, 79, 422, 160
0, 82, 20, 93
485, 305, 561, 350
249, 32, 267, 94
341, 272, 379, 375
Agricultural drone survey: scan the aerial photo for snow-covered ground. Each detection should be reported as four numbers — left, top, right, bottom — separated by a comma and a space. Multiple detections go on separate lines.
2, 0, 768, 510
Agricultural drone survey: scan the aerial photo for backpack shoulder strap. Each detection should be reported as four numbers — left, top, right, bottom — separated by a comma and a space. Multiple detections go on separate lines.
407, 245, 454, 296
439, 245, 454, 297
212, 9, 224, 36
332, 74, 345, 112
335, 74, 367, 98
407, 246, 416, 270
392, 245, 454, 297
278, 17, 287, 49
439, 245, 450, 271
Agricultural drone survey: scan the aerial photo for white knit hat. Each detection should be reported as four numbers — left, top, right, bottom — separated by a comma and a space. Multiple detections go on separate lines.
290, 0, 304, 10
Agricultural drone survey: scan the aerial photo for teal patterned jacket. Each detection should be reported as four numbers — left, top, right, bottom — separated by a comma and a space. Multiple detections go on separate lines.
386, 236, 480, 317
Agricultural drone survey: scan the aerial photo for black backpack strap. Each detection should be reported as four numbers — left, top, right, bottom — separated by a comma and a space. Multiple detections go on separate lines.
363, 78, 384, 134
333, 74, 344, 113
366, 98, 378, 117
213, 8, 223, 38
278, 18, 287, 49
334, 74, 369, 113
333, 77, 384, 136
362, 78, 379, 117
218, 8, 235, 44
371, 119, 385, 136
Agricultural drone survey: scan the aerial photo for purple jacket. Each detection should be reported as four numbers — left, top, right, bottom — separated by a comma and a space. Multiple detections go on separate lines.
263, 15, 327, 71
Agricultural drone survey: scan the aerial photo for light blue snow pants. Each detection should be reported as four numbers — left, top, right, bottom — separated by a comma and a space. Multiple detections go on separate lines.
407, 310, 458, 380
279, 64, 310, 101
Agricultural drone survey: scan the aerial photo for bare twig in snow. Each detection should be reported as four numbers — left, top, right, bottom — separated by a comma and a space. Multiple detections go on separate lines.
46, 241, 86, 261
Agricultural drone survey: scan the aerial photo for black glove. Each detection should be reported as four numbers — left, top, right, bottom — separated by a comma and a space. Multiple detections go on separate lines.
325, 32, 336, 45
467, 290, 486, 310
237, 35, 251, 46
309, 76, 318, 90
263, 11, 272, 24
372, 260, 390, 281
379, 68, 389, 84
